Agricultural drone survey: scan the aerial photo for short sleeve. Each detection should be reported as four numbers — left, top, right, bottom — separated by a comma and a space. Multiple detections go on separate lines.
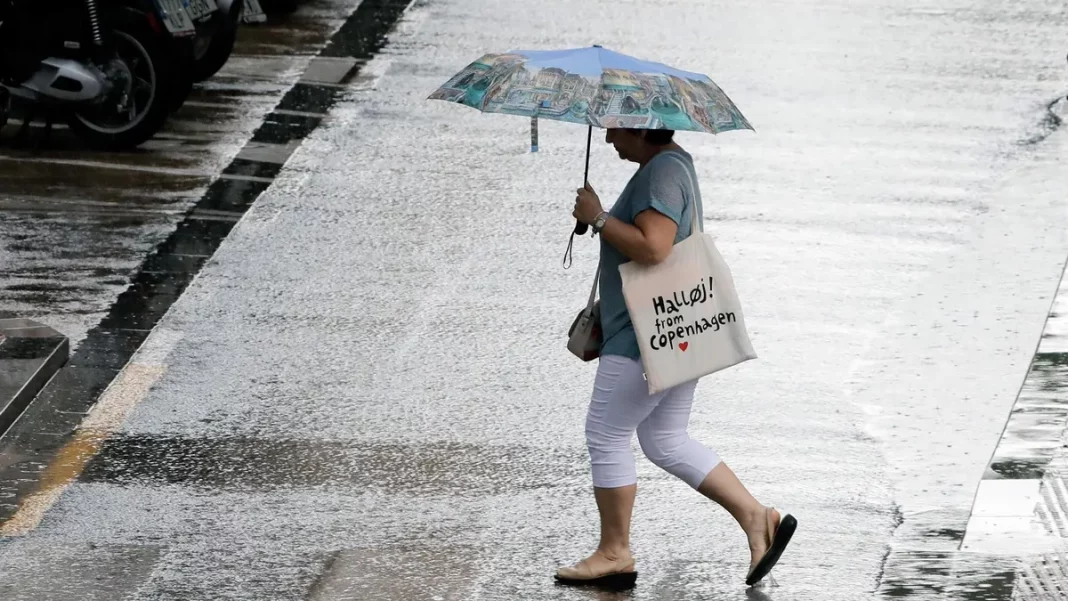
629, 155, 690, 225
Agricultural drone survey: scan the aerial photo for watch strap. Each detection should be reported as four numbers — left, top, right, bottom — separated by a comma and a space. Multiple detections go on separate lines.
592, 211, 609, 233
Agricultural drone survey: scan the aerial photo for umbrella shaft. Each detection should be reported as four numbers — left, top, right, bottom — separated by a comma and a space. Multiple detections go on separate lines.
584, 125, 592, 186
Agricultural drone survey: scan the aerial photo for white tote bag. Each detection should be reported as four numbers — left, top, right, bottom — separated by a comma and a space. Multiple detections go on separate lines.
618, 154, 757, 394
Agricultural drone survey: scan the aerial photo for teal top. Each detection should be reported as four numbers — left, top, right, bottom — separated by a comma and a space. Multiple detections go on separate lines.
598, 149, 702, 360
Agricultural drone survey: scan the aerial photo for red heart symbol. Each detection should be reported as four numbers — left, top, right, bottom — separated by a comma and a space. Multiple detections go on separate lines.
679, 342, 689, 352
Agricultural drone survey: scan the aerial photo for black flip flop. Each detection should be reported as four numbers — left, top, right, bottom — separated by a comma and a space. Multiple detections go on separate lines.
745, 513, 797, 586
554, 570, 638, 590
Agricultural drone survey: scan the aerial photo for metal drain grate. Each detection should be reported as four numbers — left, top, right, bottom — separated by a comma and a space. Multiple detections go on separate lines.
1014, 551, 1068, 601
1036, 473, 1068, 538
1019, 470, 1068, 600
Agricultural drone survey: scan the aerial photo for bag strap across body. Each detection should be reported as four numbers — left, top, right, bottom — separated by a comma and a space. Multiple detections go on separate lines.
660, 151, 703, 238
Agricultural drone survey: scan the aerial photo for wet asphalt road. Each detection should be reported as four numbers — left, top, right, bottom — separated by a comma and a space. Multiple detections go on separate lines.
1, 0, 1068, 599
0, 0, 361, 347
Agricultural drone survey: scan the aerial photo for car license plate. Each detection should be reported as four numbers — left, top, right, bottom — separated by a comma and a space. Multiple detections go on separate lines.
185, 0, 218, 21
241, 0, 267, 23
153, 0, 196, 35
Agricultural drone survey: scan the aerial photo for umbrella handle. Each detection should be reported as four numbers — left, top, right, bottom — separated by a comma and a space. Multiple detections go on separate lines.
575, 125, 592, 235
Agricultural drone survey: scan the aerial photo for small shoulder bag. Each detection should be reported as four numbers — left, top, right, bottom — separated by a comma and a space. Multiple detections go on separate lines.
567, 264, 601, 362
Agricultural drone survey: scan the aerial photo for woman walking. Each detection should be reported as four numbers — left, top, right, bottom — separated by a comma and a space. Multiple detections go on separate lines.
556, 127, 796, 589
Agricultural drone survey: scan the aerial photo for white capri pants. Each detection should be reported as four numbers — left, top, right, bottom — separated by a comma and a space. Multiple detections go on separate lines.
586, 355, 722, 489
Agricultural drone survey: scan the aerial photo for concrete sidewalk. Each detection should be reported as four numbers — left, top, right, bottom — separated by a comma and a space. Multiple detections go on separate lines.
962, 257, 1068, 599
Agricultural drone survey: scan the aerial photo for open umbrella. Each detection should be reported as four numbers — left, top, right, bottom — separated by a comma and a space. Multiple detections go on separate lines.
428, 45, 753, 248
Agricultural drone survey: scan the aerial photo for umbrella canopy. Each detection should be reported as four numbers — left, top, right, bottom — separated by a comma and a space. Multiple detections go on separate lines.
428, 45, 753, 134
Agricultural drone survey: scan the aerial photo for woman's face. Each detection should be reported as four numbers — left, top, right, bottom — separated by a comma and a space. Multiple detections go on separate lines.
605, 128, 646, 162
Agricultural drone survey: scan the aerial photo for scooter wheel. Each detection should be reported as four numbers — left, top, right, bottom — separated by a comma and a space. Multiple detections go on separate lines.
167, 38, 197, 113
190, 18, 238, 82
66, 10, 176, 150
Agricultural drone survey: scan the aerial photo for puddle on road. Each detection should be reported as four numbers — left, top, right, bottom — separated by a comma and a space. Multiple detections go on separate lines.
80, 434, 587, 495
0, 160, 206, 206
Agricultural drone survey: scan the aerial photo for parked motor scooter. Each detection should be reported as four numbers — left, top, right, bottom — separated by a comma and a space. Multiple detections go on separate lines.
159, 0, 264, 113
144, 0, 200, 112
0, 0, 183, 149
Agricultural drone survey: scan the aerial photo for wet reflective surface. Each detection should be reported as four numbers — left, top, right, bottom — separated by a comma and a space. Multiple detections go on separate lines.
1, 0, 1067, 599
959, 268, 1068, 561
0, 0, 363, 348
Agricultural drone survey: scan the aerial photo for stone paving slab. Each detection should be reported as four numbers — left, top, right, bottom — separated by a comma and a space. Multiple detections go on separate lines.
0, 319, 68, 437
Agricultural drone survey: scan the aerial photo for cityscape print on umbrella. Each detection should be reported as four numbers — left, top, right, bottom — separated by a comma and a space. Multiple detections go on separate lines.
428, 50, 754, 134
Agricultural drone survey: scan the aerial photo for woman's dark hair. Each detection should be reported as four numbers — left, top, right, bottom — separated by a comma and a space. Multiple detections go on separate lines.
625, 128, 675, 146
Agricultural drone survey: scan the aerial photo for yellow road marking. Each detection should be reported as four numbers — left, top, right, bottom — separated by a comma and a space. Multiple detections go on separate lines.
0, 328, 182, 537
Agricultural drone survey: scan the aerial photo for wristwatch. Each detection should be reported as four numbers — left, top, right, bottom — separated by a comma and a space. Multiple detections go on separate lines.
591, 211, 609, 234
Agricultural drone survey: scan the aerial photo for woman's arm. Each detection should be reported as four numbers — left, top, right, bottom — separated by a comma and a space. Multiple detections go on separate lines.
574, 183, 680, 266
597, 210, 678, 266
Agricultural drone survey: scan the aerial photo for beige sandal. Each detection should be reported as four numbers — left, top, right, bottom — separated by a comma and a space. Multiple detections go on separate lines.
555, 555, 638, 589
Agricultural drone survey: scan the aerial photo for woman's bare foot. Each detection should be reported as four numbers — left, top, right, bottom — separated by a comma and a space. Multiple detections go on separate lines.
743, 506, 779, 573
556, 547, 635, 581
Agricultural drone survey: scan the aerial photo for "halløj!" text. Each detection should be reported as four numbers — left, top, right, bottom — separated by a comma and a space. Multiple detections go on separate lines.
650, 276, 736, 351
